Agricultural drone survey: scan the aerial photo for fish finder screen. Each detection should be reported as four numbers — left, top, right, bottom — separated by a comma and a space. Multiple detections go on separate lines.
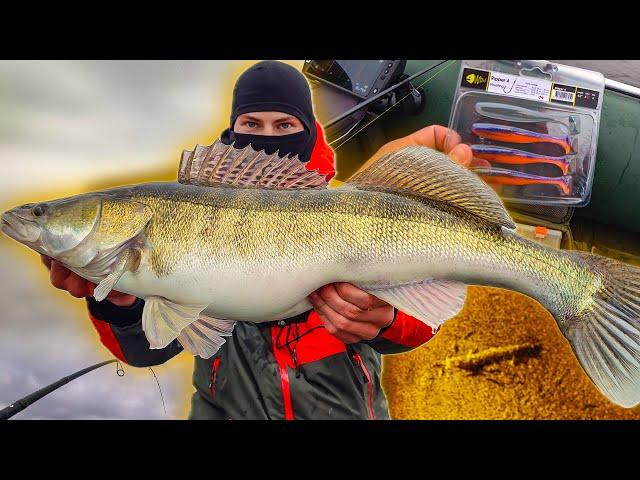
305, 60, 387, 97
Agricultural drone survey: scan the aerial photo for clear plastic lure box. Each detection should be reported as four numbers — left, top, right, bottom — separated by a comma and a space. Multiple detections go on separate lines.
449, 60, 604, 207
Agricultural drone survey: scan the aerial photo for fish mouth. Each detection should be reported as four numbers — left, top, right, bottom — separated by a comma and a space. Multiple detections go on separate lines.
1, 211, 41, 245
1, 212, 19, 238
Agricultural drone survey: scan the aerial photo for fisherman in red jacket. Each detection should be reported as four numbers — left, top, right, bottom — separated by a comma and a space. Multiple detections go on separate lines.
41, 61, 473, 419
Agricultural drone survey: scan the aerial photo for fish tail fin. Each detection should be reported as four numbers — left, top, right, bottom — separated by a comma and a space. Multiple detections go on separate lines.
564, 252, 640, 407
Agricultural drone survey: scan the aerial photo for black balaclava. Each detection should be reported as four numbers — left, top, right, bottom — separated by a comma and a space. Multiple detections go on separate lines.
220, 61, 317, 162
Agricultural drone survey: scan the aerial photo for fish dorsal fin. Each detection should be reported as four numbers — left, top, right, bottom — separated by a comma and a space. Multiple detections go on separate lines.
346, 146, 516, 229
178, 139, 327, 189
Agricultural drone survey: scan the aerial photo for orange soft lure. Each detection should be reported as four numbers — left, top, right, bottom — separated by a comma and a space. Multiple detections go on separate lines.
472, 123, 573, 155
470, 145, 571, 175
471, 167, 572, 195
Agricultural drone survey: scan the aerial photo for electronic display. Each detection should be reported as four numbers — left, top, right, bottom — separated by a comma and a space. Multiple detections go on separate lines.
304, 60, 401, 98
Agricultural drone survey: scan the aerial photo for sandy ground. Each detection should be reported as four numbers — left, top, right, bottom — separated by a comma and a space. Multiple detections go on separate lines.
382, 286, 640, 419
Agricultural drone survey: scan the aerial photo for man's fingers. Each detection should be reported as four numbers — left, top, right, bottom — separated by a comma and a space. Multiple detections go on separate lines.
309, 292, 381, 340
407, 125, 462, 153
42, 254, 135, 303
434, 125, 461, 153
315, 311, 364, 344
312, 285, 387, 327
49, 261, 71, 289
313, 284, 367, 321
334, 282, 388, 310
66, 273, 91, 298
469, 157, 491, 168
448, 143, 473, 167
41, 255, 53, 270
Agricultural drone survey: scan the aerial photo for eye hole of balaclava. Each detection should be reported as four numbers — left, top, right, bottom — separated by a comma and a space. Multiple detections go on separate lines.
220, 61, 317, 162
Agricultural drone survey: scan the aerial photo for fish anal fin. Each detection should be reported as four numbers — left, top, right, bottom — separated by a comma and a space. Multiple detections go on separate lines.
177, 314, 237, 359
363, 279, 468, 331
142, 296, 208, 349
177, 140, 327, 190
346, 146, 516, 229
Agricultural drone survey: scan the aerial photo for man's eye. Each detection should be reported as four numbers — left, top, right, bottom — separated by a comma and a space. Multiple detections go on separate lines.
245, 121, 257, 128
280, 123, 292, 129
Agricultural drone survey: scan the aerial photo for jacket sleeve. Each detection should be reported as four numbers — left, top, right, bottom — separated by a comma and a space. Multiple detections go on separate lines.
87, 297, 183, 367
364, 309, 438, 354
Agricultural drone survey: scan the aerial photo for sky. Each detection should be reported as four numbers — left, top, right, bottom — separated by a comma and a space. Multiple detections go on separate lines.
0, 60, 637, 419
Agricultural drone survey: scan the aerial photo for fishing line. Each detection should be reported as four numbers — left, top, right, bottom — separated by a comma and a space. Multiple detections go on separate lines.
332, 60, 457, 151
148, 367, 167, 417
324, 117, 363, 148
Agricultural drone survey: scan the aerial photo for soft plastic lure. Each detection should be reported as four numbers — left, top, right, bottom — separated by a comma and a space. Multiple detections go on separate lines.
470, 144, 571, 175
475, 102, 579, 134
471, 167, 572, 195
472, 123, 573, 154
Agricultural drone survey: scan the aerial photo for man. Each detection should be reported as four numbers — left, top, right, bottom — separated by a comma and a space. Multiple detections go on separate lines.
42, 60, 474, 419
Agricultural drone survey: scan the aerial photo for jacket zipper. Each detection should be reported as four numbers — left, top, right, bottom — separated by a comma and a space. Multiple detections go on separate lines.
209, 357, 221, 400
352, 353, 376, 420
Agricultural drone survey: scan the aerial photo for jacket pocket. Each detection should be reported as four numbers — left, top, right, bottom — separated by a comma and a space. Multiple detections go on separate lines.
352, 353, 376, 420
209, 357, 221, 401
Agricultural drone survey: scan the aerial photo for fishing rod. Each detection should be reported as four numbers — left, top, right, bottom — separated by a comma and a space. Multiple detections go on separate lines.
0, 359, 120, 420
324, 60, 450, 130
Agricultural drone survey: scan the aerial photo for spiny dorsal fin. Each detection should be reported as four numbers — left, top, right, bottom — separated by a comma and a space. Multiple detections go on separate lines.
346, 146, 516, 229
178, 139, 327, 189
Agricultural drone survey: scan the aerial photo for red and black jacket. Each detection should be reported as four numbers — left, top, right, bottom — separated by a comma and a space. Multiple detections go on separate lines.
87, 123, 438, 419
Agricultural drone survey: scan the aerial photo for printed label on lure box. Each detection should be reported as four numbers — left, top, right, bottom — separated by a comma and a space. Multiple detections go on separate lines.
461, 68, 551, 100
461, 68, 600, 108
486, 71, 552, 101
549, 83, 600, 108
549, 83, 576, 105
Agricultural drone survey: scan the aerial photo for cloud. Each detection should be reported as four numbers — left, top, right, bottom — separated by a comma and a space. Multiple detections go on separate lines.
0, 60, 249, 204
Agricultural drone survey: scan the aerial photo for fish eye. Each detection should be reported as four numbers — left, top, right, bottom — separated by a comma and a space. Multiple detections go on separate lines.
32, 204, 47, 217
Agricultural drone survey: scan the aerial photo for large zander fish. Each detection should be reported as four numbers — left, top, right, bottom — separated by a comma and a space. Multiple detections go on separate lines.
3, 141, 640, 408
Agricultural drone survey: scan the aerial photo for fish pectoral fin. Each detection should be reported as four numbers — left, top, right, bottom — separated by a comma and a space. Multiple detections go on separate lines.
177, 315, 237, 359
363, 280, 468, 331
142, 296, 208, 349
93, 249, 139, 301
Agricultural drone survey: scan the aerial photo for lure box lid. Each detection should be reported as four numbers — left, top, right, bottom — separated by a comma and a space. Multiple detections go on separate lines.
449, 60, 605, 209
